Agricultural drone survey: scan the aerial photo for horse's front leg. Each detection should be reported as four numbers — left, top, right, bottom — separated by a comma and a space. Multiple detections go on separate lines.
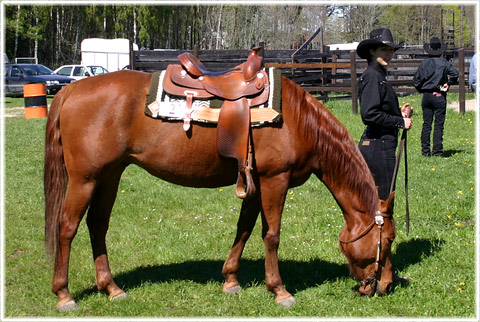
260, 175, 296, 306
222, 194, 261, 294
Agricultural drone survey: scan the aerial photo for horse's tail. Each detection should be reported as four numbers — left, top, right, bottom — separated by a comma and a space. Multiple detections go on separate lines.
44, 86, 71, 256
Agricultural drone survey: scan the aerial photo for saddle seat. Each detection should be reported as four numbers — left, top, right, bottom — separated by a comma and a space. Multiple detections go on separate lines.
175, 47, 265, 100
179, 46, 263, 80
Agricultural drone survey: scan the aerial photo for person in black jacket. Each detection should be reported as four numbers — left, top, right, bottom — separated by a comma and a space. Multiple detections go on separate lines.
357, 28, 413, 201
413, 37, 459, 157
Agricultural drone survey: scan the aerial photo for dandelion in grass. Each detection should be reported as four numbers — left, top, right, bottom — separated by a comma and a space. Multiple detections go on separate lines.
432, 168, 436, 171
218, 188, 223, 192
458, 190, 463, 194
455, 222, 462, 226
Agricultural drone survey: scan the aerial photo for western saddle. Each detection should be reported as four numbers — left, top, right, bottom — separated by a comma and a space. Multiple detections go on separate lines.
162, 47, 270, 199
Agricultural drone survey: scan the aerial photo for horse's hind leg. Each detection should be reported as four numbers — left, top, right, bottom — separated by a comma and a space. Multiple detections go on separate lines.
52, 179, 96, 312
222, 194, 261, 294
86, 166, 127, 301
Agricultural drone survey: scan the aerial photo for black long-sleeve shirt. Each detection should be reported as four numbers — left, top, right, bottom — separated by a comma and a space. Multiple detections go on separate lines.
358, 61, 404, 133
413, 57, 459, 93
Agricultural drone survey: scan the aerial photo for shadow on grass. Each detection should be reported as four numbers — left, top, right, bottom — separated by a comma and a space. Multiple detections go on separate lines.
443, 149, 465, 157
75, 238, 443, 300
393, 238, 444, 272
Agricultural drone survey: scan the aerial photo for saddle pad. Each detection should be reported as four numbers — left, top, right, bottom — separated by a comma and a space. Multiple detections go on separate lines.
145, 68, 282, 126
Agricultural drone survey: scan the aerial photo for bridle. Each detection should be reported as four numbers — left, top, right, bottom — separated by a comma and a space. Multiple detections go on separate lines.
339, 210, 390, 295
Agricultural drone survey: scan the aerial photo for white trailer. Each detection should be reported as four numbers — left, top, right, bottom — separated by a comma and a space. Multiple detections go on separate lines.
81, 38, 138, 72
327, 42, 359, 51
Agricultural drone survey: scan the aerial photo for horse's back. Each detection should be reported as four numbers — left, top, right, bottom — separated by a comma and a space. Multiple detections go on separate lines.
60, 70, 151, 120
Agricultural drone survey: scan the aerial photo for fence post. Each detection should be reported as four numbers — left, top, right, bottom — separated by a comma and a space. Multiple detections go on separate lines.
350, 50, 358, 114
332, 53, 337, 85
129, 40, 135, 70
194, 44, 200, 58
458, 48, 465, 114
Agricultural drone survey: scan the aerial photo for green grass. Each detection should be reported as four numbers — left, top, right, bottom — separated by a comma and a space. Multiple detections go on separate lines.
3, 95, 55, 108
3, 93, 476, 319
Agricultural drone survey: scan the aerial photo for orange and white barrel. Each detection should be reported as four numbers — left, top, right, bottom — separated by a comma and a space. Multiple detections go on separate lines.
23, 83, 48, 119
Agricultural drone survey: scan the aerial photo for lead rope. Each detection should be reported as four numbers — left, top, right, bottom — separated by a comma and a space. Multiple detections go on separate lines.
390, 107, 411, 235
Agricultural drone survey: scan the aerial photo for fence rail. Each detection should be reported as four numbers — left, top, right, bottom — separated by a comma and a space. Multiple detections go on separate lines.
131, 45, 474, 114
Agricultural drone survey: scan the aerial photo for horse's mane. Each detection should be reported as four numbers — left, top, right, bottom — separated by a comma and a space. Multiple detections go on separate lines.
283, 77, 378, 216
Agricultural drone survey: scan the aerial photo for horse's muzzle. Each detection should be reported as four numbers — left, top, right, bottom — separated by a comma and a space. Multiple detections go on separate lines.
357, 281, 393, 296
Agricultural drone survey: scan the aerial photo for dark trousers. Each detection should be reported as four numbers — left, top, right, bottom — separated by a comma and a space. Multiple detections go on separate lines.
421, 92, 447, 155
359, 134, 397, 201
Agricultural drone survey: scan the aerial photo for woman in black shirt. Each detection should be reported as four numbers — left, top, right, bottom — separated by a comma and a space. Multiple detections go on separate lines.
357, 28, 413, 201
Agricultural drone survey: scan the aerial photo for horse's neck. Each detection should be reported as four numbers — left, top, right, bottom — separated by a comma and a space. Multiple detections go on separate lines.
317, 162, 377, 230
285, 79, 377, 228
335, 192, 374, 230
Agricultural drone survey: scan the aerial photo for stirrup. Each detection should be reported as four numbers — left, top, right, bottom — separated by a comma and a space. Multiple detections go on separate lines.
235, 165, 256, 199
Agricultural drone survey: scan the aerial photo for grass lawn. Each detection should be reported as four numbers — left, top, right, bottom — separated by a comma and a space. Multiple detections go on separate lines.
2, 92, 476, 319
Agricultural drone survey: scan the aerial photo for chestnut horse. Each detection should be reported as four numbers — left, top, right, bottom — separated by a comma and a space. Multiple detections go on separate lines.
44, 70, 397, 312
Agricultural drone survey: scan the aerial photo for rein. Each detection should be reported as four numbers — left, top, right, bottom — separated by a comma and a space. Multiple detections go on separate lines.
339, 211, 388, 294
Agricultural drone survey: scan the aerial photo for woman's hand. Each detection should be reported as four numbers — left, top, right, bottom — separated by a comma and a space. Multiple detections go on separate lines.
401, 103, 413, 117
403, 117, 413, 130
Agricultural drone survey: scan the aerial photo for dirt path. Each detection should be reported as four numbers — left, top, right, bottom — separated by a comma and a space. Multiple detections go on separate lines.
447, 98, 477, 112
4, 107, 25, 118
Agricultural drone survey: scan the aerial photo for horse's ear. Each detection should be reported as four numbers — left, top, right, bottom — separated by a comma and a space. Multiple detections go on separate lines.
380, 191, 395, 214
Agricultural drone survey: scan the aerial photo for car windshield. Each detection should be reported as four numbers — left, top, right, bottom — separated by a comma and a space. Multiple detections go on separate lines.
87, 66, 108, 76
22, 65, 53, 76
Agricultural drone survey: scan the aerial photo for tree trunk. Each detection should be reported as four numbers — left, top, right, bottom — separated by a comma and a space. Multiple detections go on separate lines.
215, 4, 223, 49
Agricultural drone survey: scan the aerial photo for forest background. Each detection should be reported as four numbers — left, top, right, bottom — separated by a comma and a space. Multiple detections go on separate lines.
3, 3, 477, 70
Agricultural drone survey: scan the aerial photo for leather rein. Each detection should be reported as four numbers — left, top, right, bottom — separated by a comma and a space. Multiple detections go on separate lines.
339, 211, 389, 294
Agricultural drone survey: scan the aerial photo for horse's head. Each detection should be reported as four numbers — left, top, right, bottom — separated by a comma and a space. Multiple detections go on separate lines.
339, 192, 396, 296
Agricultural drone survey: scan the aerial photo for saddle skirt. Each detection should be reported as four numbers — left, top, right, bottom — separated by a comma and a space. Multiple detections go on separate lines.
145, 67, 282, 126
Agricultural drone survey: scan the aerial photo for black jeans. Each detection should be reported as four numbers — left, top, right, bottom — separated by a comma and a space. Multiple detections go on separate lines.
421, 92, 447, 155
359, 134, 397, 201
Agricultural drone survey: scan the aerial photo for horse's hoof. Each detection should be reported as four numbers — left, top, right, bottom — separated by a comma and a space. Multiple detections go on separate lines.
109, 291, 129, 301
276, 296, 296, 307
57, 300, 79, 312
223, 285, 242, 295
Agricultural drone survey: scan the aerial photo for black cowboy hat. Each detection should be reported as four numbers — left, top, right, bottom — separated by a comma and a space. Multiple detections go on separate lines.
423, 37, 447, 55
357, 28, 404, 59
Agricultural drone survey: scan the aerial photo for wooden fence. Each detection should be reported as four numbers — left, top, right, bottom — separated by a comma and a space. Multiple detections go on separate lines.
131, 45, 474, 114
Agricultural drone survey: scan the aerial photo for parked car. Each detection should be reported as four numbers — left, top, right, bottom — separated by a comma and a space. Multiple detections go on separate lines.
4, 64, 75, 96
53, 65, 108, 80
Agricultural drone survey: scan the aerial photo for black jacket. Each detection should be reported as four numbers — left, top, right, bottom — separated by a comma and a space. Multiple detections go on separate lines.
413, 57, 459, 93
358, 61, 404, 134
